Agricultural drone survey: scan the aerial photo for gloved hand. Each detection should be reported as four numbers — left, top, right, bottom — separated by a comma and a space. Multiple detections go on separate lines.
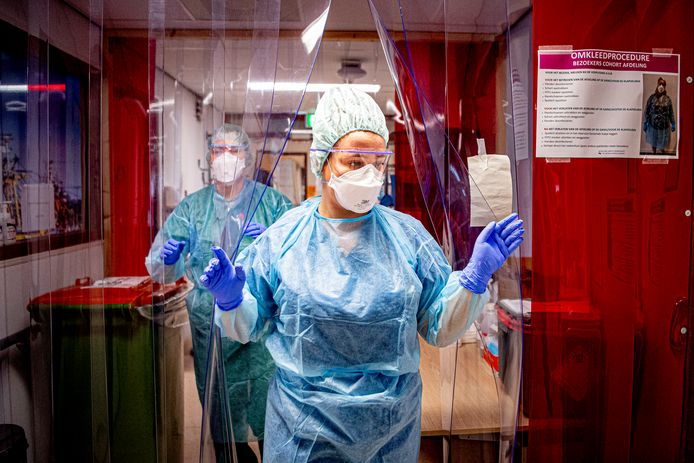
643, 121, 649, 132
459, 213, 524, 294
243, 222, 267, 239
160, 239, 185, 265
495, 213, 525, 250
671, 122, 676, 132
199, 246, 246, 310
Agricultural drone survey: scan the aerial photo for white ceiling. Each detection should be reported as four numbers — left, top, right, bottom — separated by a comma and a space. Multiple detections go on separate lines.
63, 0, 530, 114
65, 0, 530, 32
156, 37, 396, 114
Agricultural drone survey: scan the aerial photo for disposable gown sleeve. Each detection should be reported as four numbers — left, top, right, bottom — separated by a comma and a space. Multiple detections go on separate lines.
214, 234, 278, 343
144, 201, 192, 284
415, 226, 489, 347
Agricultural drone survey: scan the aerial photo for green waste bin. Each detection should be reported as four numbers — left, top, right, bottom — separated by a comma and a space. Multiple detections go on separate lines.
28, 277, 192, 463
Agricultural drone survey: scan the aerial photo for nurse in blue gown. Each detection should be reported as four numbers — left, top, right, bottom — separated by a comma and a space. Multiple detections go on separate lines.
201, 87, 524, 462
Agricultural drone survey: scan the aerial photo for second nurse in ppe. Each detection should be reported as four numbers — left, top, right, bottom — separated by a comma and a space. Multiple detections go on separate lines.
145, 124, 292, 462
201, 87, 524, 462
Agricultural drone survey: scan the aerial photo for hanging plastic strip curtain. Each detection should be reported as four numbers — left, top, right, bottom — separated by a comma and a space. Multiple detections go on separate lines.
6, 0, 108, 461
367, 0, 525, 461
145, 1, 329, 462
201, 3, 331, 458
199, 1, 282, 459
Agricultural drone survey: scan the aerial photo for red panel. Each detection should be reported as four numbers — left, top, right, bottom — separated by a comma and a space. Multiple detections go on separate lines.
531, 1, 693, 462
27, 83, 66, 91
106, 38, 153, 276
393, 40, 500, 230
393, 128, 435, 233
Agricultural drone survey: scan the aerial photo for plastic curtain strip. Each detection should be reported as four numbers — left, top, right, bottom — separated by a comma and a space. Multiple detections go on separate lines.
148, 0, 330, 462
368, 0, 525, 461
14, 0, 107, 461
199, 2, 272, 459
195, 1, 331, 462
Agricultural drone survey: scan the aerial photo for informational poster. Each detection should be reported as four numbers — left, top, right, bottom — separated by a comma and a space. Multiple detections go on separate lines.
537, 49, 680, 158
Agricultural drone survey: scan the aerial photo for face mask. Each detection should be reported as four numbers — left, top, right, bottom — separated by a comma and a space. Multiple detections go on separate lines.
657, 85, 665, 93
211, 153, 246, 184
328, 163, 384, 213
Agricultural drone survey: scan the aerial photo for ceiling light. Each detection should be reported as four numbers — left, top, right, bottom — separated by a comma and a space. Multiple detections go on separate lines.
0, 84, 66, 92
248, 82, 380, 93
148, 99, 175, 111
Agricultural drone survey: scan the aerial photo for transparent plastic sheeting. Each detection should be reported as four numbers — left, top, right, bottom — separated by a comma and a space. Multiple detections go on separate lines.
147, 1, 330, 462
1, 0, 108, 461
368, 0, 525, 461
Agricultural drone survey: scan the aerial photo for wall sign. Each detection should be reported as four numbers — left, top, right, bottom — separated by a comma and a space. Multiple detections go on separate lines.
537, 48, 680, 159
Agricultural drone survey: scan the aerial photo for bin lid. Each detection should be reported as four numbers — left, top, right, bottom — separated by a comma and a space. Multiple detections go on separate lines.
26, 277, 191, 312
0, 424, 27, 454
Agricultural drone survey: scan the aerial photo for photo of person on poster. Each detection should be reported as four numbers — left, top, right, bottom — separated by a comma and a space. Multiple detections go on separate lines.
641, 75, 678, 155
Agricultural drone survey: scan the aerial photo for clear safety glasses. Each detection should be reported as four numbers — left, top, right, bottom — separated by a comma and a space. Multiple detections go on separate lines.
209, 143, 248, 158
313, 149, 392, 174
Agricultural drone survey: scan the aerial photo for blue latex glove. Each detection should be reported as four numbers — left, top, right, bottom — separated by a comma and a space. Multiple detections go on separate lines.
643, 121, 649, 132
243, 222, 267, 239
160, 239, 185, 265
672, 122, 676, 132
495, 213, 525, 251
459, 213, 524, 294
199, 246, 246, 310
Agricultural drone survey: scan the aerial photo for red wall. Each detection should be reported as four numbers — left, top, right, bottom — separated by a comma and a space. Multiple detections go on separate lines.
394, 40, 500, 236
106, 38, 153, 276
531, 1, 693, 461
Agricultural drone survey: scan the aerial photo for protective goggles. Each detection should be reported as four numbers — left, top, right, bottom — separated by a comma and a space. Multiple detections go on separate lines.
209, 143, 248, 157
312, 149, 392, 173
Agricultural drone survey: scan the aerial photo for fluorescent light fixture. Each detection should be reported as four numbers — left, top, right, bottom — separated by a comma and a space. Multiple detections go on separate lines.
149, 99, 175, 110
248, 82, 299, 91
307, 83, 380, 93
202, 92, 213, 105
248, 82, 381, 93
301, 8, 329, 54
0, 85, 27, 92
0, 84, 66, 92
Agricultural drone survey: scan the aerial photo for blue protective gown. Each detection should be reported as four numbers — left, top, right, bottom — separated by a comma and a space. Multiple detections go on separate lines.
145, 180, 292, 443
216, 199, 488, 462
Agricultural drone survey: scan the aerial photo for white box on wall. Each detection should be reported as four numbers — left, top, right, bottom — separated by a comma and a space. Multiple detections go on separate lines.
20, 183, 55, 232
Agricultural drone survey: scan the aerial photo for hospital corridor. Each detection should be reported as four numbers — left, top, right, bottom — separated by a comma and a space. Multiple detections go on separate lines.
0, 0, 693, 462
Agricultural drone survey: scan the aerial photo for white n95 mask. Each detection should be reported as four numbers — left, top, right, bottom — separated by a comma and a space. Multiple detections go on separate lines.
328, 164, 384, 213
211, 153, 246, 184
